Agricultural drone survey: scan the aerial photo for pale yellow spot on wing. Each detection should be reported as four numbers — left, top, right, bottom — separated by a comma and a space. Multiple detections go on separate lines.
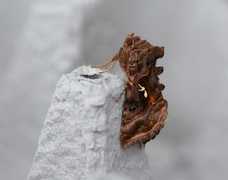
138, 84, 148, 98
144, 90, 148, 98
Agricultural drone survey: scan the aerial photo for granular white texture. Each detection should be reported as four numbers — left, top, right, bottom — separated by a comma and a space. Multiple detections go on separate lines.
27, 66, 153, 180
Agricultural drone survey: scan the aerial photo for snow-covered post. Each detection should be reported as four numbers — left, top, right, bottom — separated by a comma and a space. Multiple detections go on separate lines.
27, 66, 153, 180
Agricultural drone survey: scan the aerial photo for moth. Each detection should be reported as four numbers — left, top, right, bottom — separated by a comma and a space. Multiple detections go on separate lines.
92, 33, 168, 148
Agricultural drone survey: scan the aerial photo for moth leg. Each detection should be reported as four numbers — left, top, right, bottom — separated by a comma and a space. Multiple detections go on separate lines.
91, 56, 115, 68
116, 82, 128, 102
91, 48, 123, 74
141, 142, 145, 148
98, 60, 117, 74
91, 53, 118, 74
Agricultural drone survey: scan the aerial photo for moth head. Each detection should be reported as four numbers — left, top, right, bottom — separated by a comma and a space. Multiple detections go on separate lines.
129, 53, 141, 70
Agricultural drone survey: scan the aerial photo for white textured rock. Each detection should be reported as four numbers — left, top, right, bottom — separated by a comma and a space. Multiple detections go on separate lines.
27, 66, 153, 180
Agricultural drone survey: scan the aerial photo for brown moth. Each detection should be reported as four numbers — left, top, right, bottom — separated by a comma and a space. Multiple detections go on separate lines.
92, 33, 168, 148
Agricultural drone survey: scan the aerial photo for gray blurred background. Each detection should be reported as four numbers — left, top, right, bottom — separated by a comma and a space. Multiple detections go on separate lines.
1, 0, 228, 179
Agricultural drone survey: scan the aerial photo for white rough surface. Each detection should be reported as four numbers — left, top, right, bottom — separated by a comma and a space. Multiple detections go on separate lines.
28, 66, 153, 180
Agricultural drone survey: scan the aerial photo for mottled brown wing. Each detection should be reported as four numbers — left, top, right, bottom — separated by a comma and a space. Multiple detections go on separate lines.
120, 66, 168, 148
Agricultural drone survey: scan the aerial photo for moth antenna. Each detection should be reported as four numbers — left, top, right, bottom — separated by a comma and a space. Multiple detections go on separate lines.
116, 83, 128, 102
154, 67, 164, 76
158, 84, 165, 91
